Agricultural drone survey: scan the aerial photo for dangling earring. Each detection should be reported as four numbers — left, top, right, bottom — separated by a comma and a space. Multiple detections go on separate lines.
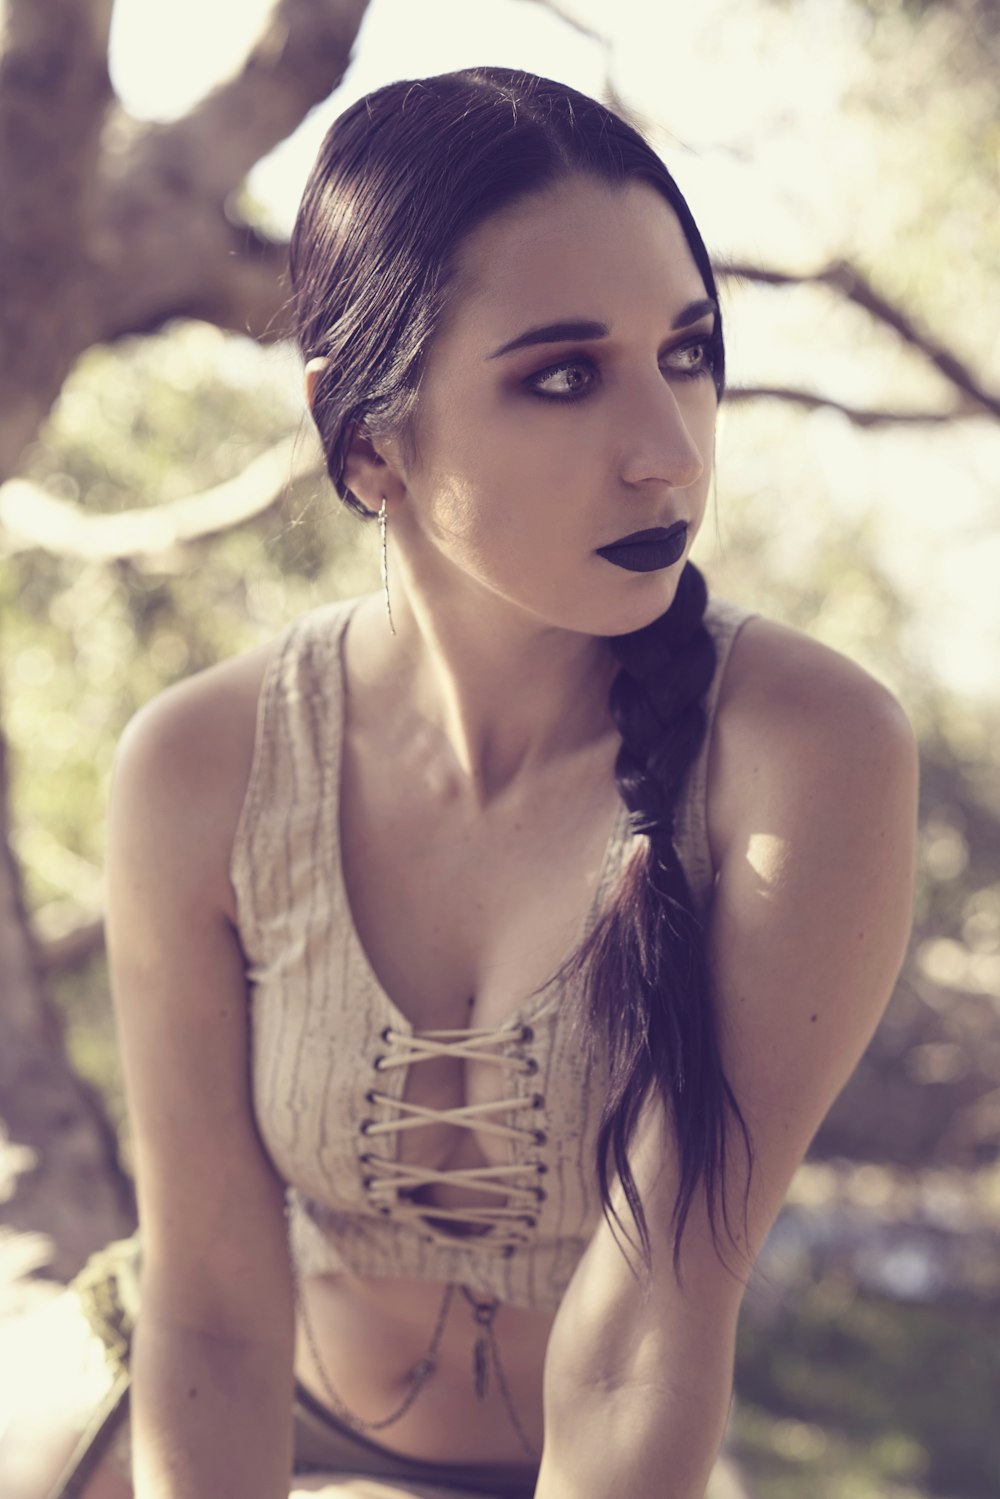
378, 497, 396, 636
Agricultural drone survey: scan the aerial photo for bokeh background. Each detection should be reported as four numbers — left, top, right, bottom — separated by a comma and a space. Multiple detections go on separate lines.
1, 1, 998, 1495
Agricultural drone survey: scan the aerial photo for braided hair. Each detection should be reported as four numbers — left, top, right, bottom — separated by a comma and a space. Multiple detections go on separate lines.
290, 67, 752, 1277
575, 563, 752, 1275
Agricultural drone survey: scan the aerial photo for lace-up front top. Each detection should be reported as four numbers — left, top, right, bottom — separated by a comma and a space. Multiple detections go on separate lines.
360, 1025, 549, 1249
231, 595, 751, 1310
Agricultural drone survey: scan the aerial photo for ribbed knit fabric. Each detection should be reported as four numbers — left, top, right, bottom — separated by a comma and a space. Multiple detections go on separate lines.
230, 595, 751, 1310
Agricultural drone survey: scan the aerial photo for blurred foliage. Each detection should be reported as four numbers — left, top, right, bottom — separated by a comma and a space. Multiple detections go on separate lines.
3, 323, 379, 1176
733, 1281, 1000, 1498
757, 0, 1000, 391
5, 322, 377, 925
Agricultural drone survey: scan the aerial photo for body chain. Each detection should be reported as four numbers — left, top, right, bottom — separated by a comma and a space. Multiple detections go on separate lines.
295, 1266, 538, 1459
461, 1286, 538, 1460
297, 1272, 454, 1432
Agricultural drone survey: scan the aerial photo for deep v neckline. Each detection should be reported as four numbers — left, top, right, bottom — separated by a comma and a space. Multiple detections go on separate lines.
329, 601, 630, 1039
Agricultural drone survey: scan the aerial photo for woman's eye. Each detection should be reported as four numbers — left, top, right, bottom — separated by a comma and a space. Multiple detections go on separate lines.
664, 341, 713, 379
525, 342, 714, 400
527, 360, 595, 400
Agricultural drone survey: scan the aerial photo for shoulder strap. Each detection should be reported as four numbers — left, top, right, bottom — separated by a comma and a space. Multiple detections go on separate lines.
229, 597, 361, 918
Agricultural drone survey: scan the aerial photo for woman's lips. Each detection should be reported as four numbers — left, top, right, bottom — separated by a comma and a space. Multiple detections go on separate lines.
596, 521, 688, 573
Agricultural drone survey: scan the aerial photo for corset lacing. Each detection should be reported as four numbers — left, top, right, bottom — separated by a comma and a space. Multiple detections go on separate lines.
358, 1022, 548, 1253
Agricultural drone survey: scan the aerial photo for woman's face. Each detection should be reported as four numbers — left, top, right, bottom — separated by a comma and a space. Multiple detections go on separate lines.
384, 173, 720, 638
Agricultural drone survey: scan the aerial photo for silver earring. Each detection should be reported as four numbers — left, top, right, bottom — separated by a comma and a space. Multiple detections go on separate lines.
378, 497, 396, 636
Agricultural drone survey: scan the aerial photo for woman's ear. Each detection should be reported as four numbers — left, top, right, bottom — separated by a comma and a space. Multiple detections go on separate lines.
305, 357, 406, 512
304, 356, 329, 412
343, 424, 406, 514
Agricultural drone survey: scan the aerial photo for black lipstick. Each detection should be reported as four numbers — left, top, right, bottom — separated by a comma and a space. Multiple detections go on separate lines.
596, 521, 688, 573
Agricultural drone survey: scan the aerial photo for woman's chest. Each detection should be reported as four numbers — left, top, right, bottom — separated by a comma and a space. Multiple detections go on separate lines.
248, 897, 608, 1247
244, 786, 619, 1241
338, 724, 624, 1039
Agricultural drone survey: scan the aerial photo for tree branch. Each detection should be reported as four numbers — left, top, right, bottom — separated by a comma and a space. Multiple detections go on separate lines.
213, 222, 296, 342
136, 0, 371, 205
0, 435, 323, 562
514, 0, 638, 123
79, 0, 374, 358
723, 385, 970, 427
719, 259, 1000, 421
97, 213, 295, 345
0, 1, 374, 480
514, 0, 609, 45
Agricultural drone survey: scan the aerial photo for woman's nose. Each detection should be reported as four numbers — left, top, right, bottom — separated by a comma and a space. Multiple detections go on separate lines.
617, 382, 705, 491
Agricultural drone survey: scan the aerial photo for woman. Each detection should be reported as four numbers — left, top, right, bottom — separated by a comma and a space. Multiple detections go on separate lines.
1, 67, 917, 1499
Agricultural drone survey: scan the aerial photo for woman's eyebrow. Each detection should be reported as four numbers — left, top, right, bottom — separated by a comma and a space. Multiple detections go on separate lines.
670, 296, 718, 331
485, 297, 718, 360
486, 319, 607, 360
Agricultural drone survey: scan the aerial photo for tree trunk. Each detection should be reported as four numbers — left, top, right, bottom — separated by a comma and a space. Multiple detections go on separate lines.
0, 712, 135, 1285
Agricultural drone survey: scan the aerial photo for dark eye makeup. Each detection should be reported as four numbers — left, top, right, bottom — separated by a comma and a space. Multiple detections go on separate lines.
527, 360, 597, 400
525, 337, 717, 403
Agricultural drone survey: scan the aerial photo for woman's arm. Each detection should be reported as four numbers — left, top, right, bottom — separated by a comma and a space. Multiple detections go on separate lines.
106, 648, 295, 1499
536, 621, 919, 1498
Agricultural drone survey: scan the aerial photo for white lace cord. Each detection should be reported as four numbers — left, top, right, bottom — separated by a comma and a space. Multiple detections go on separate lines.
358, 1024, 547, 1251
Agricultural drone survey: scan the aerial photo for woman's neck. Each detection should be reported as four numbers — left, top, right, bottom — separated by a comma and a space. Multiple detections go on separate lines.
349, 576, 618, 807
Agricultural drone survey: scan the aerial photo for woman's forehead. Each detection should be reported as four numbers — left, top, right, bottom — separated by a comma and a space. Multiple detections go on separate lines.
443, 176, 707, 347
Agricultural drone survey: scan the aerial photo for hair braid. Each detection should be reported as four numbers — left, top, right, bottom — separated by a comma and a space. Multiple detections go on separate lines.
578, 564, 751, 1275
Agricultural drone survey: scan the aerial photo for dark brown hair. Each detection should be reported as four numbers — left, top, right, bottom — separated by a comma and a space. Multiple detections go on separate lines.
289, 66, 751, 1275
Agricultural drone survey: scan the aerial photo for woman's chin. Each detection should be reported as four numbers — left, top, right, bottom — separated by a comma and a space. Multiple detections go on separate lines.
589, 573, 688, 638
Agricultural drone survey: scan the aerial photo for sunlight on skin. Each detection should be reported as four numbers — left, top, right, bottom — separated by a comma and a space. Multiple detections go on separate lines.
744, 830, 792, 897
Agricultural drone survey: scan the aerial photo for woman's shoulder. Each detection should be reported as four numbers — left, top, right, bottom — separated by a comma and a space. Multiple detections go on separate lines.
715, 609, 907, 715
116, 635, 278, 797
116, 595, 364, 797
706, 610, 917, 868
109, 637, 281, 918
109, 598, 360, 912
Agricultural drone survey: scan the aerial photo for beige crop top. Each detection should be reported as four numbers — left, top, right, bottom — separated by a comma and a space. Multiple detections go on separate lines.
231, 595, 751, 1311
